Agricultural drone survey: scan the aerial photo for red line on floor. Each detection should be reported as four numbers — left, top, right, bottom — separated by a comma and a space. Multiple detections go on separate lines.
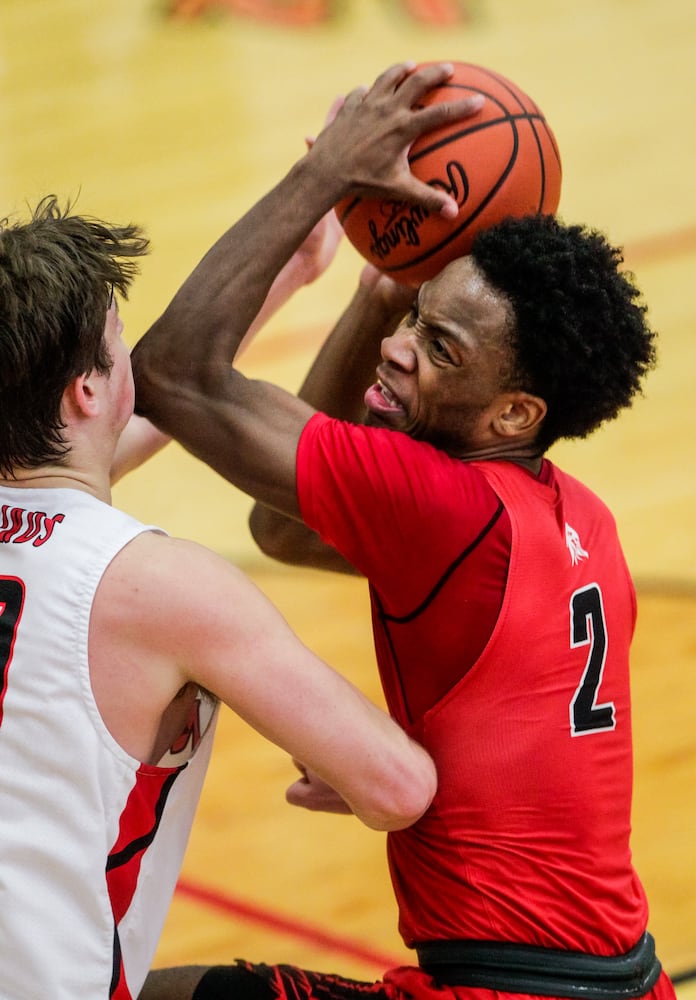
175, 877, 406, 972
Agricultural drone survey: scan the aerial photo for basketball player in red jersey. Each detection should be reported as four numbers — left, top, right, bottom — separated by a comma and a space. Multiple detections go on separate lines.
134, 63, 676, 1000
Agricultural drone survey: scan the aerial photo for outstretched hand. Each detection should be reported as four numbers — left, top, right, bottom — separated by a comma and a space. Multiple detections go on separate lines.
310, 62, 484, 219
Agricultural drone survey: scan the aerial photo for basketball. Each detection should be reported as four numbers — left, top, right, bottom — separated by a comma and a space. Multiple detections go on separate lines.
335, 61, 562, 286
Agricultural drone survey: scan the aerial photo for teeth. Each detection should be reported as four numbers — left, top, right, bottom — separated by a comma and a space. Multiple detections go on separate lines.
379, 380, 397, 405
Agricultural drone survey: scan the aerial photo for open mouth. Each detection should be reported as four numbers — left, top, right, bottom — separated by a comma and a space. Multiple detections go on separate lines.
364, 379, 406, 417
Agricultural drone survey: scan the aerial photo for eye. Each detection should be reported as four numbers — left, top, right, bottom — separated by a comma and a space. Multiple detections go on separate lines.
427, 335, 455, 365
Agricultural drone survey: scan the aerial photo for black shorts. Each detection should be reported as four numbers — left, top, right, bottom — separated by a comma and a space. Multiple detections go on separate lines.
193, 961, 390, 1000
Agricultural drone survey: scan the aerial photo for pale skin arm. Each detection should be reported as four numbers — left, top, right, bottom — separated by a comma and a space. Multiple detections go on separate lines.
122, 531, 435, 1000
131, 63, 484, 516
90, 530, 436, 833
110, 414, 171, 484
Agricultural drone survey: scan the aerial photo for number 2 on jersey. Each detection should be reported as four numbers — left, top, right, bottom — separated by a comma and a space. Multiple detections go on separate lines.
569, 583, 616, 736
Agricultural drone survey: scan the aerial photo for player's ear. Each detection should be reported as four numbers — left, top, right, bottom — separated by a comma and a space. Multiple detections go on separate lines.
62, 372, 100, 420
494, 392, 547, 439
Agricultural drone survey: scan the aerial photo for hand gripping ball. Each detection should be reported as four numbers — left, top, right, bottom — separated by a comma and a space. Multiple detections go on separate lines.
335, 62, 562, 286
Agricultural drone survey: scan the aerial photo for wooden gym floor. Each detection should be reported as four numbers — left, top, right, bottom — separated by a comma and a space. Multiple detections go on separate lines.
1, 0, 694, 992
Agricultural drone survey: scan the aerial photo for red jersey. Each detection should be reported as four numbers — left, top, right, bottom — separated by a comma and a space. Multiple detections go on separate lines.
297, 413, 649, 957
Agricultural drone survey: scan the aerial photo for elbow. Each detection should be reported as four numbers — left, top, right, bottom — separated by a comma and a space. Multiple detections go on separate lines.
248, 503, 285, 559
366, 750, 437, 833
131, 335, 172, 422
131, 319, 209, 423
249, 503, 308, 565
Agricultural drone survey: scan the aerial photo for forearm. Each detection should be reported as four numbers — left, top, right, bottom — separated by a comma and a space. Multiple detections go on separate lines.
110, 415, 171, 485
296, 274, 405, 421
240, 210, 343, 355
132, 157, 341, 424
248, 503, 359, 574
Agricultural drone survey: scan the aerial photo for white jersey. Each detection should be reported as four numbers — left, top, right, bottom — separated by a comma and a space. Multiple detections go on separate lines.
0, 486, 218, 999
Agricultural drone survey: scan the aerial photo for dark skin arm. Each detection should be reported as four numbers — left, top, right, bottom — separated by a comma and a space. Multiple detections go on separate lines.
132, 63, 484, 519
248, 264, 417, 573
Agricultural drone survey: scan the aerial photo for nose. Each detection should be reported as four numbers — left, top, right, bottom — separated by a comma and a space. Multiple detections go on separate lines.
381, 324, 417, 372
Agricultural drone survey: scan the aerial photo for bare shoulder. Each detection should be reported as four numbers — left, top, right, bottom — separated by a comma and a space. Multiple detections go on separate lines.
89, 532, 264, 760
93, 530, 293, 684
95, 531, 257, 639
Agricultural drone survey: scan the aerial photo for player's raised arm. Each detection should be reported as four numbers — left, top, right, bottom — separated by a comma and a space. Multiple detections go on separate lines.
131, 63, 484, 517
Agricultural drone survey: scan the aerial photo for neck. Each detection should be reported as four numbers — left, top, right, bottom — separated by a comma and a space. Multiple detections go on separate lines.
498, 453, 545, 476
448, 441, 545, 476
0, 465, 112, 504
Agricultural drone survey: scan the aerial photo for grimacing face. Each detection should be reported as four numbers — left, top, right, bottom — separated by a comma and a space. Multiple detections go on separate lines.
363, 256, 519, 456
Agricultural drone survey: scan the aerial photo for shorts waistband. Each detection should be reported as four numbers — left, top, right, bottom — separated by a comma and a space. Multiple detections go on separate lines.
416, 931, 662, 999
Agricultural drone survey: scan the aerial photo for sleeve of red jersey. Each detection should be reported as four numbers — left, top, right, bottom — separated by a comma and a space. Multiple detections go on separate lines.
296, 413, 497, 607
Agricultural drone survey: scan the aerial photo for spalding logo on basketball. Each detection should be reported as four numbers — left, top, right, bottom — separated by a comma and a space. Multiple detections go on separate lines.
335, 62, 562, 286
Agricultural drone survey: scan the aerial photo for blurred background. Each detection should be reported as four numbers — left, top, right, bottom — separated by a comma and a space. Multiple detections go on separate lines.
1, 0, 694, 993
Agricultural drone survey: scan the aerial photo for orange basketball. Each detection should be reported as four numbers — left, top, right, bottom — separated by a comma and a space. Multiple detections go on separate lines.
335, 62, 562, 286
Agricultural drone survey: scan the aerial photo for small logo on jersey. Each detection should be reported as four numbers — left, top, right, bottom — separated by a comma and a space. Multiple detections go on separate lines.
168, 698, 203, 759
565, 522, 589, 566
159, 690, 216, 766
